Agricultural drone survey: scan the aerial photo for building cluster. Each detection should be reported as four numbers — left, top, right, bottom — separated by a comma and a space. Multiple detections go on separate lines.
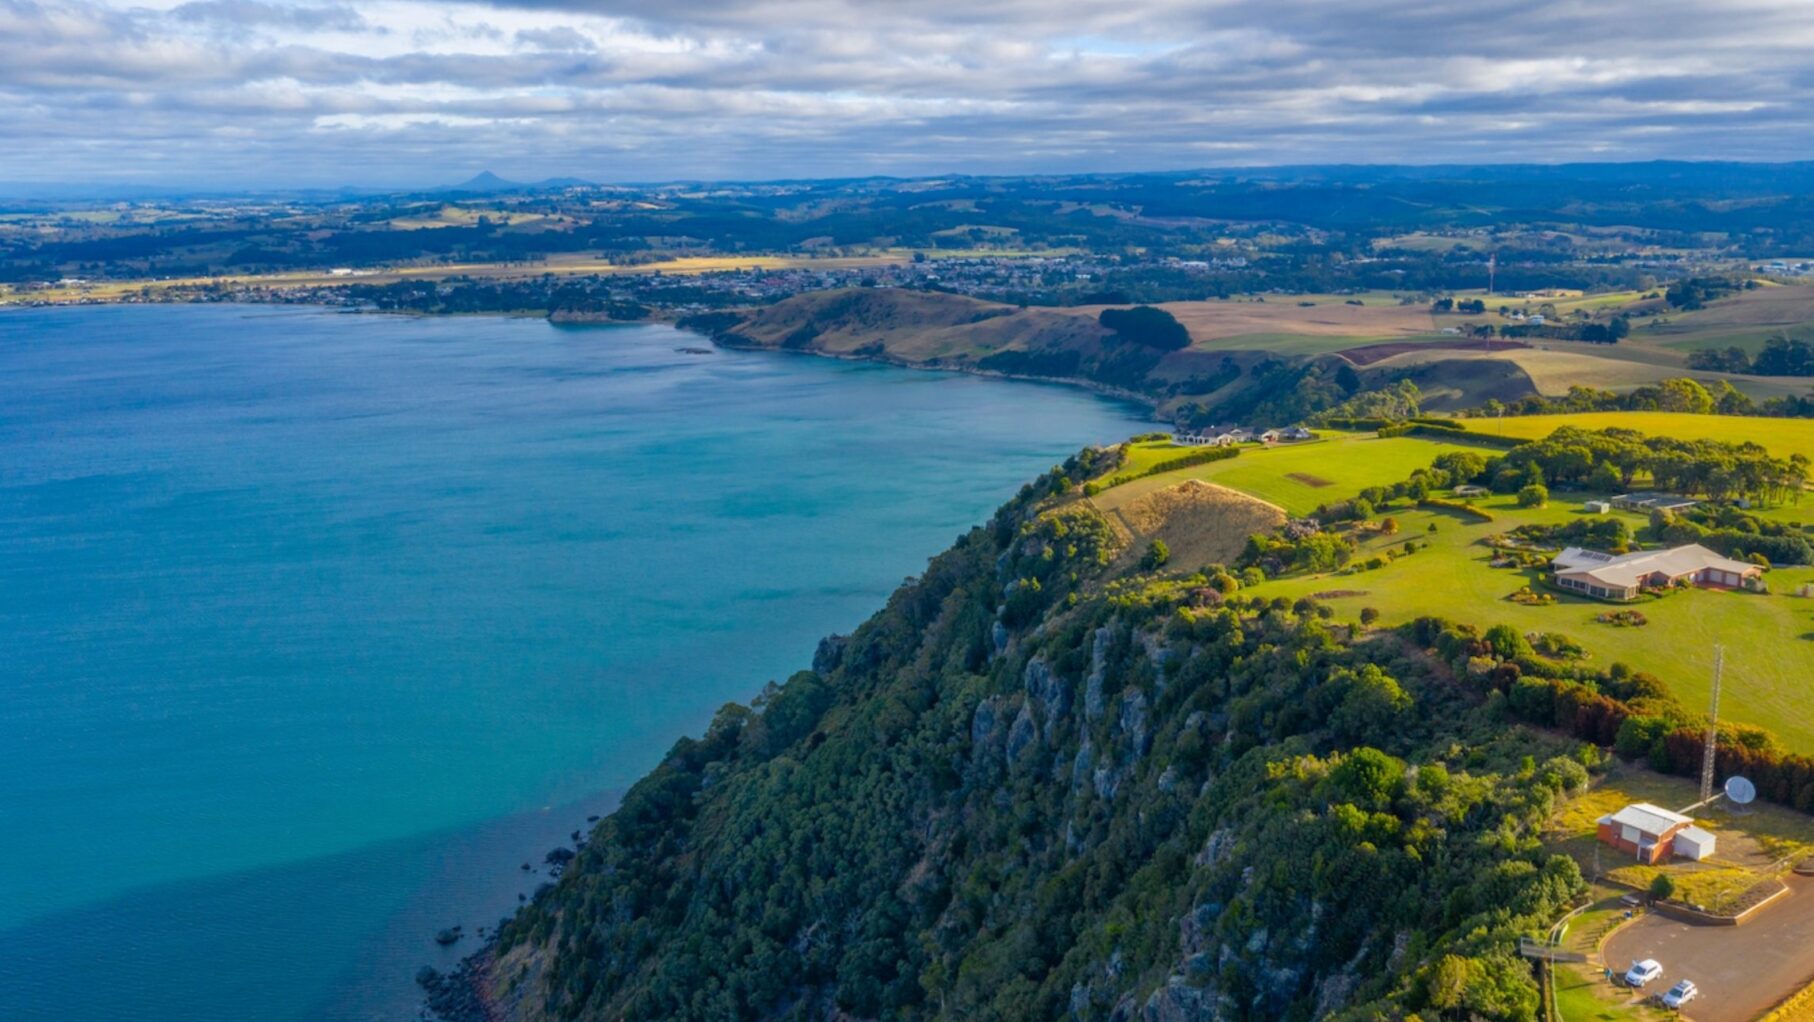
1172, 425, 1313, 446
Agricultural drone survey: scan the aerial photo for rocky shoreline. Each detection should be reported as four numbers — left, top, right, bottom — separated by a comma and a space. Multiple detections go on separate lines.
417, 949, 499, 1022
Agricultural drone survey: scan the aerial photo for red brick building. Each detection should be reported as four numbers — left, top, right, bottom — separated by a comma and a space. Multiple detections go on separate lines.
1595, 803, 1714, 864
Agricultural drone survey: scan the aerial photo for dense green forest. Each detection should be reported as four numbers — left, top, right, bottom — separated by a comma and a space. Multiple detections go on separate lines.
476, 449, 1599, 1022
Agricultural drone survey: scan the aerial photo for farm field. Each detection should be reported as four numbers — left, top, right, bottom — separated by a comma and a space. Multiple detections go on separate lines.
1056, 297, 1442, 353
1639, 282, 1814, 353
1092, 433, 1493, 516
1244, 492, 1814, 755
1103, 431, 1814, 754
1375, 342, 1814, 403
1458, 412, 1814, 463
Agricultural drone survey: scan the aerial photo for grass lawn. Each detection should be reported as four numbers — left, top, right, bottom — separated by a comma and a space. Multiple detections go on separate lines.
1549, 884, 1671, 1022
1099, 433, 1491, 516
1237, 492, 1814, 755
1458, 412, 1814, 463
1114, 439, 1204, 476
1555, 962, 1663, 1022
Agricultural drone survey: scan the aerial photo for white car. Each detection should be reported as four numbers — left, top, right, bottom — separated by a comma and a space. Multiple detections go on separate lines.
1625, 959, 1664, 987
1662, 979, 1699, 1009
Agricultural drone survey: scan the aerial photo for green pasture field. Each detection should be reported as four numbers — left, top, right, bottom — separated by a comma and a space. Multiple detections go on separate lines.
1242, 492, 1814, 756
1101, 433, 1493, 516
1108, 427, 1814, 754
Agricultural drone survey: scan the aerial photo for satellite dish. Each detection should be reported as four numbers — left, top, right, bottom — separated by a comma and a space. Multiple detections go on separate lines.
1725, 776, 1757, 806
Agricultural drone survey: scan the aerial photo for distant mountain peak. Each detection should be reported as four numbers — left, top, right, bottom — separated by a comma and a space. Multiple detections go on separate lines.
444, 170, 595, 194
451, 170, 516, 191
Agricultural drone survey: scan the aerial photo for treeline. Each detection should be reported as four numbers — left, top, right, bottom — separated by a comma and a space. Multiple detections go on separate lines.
1380, 444, 1811, 563
1405, 616, 1814, 814
1665, 275, 1751, 311
1689, 336, 1814, 377
1494, 426, 1808, 505
1465, 378, 1814, 418
1082, 443, 1239, 495
1495, 317, 1627, 344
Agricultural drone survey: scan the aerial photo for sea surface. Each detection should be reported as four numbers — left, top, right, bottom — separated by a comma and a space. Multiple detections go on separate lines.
0, 304, 1152, 1020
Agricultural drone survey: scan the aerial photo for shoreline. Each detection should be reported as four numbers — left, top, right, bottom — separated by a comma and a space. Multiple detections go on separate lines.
9, 295, 1167, 420
706, 333, 1163, 416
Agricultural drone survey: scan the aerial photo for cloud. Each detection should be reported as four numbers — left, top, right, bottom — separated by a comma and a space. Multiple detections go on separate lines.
170, 0, 367, 33
0, 0, 1811, 188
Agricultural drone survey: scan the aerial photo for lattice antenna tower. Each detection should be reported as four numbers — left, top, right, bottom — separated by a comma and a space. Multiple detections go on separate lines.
1700, 645, 1724, 802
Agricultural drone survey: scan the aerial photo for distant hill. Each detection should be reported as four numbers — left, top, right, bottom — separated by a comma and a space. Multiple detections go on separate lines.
442, 171, 597, 194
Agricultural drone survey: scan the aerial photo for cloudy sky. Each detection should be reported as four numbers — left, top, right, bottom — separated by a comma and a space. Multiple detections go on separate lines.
5, 0, 1814, 188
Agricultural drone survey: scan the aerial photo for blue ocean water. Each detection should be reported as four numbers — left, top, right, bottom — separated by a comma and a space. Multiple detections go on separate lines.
0, 304, 1151, 1020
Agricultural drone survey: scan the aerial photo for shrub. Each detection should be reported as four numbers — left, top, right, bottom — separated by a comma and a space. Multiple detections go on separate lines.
1517, 483, 1549, 508
1141, 539, 1171, 570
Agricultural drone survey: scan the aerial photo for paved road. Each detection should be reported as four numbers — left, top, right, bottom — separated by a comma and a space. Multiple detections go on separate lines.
1602, 876, 1814, 1022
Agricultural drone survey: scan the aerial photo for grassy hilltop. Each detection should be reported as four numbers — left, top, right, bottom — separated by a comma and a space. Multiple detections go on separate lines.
1113, 430, 1814, 754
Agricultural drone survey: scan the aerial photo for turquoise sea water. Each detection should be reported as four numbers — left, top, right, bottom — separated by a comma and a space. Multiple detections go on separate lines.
0, 304, 1151, 1020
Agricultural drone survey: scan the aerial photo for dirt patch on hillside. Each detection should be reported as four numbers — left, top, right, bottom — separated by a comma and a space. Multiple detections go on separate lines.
1286, 472, 1333, 488
1105, 479, 1285, 570
1337, 338, 1530, 366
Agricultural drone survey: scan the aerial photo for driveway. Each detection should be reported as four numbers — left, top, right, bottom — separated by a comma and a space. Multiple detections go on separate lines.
1601, 876, 1814, 1022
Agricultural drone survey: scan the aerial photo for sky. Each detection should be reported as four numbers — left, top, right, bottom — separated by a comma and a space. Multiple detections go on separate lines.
4, 0, 1814, 189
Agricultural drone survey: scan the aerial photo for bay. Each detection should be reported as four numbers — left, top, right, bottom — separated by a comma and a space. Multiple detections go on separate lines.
0, 304, 1151, 1019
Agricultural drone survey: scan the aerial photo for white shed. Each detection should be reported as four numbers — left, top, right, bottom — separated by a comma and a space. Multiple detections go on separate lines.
1673, 826, 1717, 862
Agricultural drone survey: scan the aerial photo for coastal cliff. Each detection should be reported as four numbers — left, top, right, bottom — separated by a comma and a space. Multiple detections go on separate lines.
462, 446, 1589, 1021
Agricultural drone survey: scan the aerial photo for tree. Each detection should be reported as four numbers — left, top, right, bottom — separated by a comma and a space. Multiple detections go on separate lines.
1656, 377, 1715, 414
1141, 539, 1171, 570
1649, 874, 1676, 903
1359, 607, 1381, 626
1098, 306, 1191, 350
1434, 451, 1486, 483
1484, 623, 1531, 660
1328, 747, 1406, 806
1517, 483, 1549, 508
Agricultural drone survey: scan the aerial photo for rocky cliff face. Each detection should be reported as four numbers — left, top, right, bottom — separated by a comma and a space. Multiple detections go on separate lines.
474, 449, 1585, 1022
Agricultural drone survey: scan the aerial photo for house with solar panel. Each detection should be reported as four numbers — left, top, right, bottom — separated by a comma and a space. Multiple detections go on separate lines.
1551, 544, 1764, 602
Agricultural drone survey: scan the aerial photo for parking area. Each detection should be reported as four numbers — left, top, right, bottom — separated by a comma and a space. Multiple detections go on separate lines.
1601, 875, 1814, 1022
